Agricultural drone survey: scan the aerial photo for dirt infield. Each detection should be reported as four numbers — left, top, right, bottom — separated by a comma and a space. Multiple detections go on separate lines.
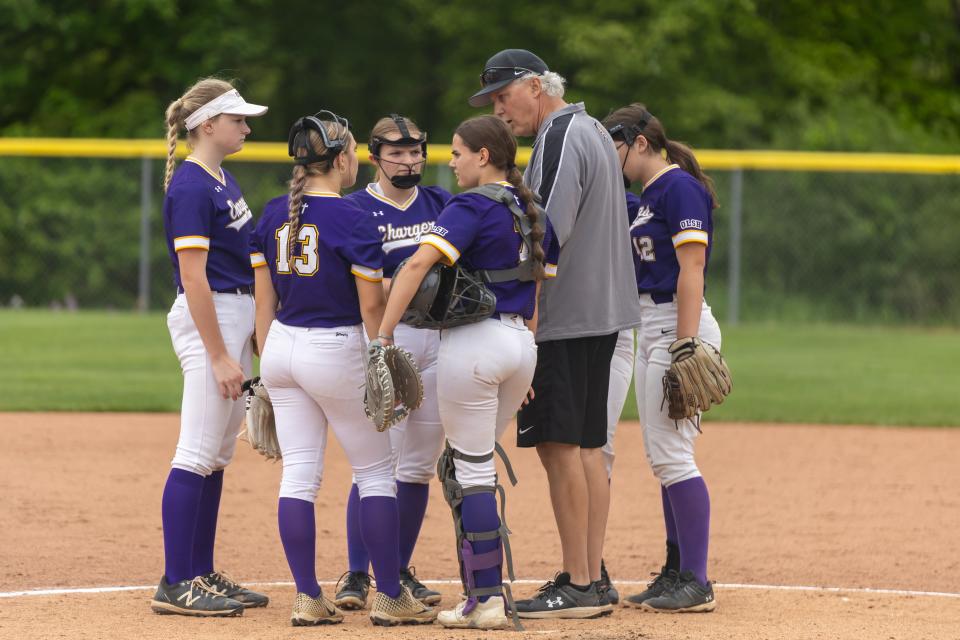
1, 414, 957, 639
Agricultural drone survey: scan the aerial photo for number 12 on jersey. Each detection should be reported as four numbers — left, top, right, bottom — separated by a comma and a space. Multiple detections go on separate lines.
276, 223, 319, 276
633, 236, 656, 262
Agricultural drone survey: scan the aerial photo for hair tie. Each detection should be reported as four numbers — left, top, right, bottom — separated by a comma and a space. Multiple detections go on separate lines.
506, 161, 517, 171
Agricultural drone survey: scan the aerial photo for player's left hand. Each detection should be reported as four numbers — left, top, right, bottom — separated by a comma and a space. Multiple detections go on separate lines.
662, 337, 732, 423
364, 341, 424, 431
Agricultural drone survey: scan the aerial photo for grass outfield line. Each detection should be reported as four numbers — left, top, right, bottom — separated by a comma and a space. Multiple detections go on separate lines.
2, 310, 958, 426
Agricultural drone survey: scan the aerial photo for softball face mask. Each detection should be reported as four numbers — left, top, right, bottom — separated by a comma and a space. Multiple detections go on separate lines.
368, 114, 428, 189
288, 110, 350, 165
607, 111, 651, 189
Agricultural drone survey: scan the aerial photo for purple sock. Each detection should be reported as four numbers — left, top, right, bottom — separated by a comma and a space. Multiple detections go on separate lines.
192, 469, 224, 576
278, 497, 320, 598
461, 492, 502, 602
666, 476, 711, 586
346, 483, 369, 573
661, 484, 679, 546
161, 468, 205, 583
360, 496, 401, 598
397, 481, 430, 569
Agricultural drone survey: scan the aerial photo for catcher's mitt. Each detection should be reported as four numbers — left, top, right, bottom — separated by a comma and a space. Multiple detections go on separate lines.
662, 337, 732, 428
364, 340, 424, 432
240, 377, 281, 460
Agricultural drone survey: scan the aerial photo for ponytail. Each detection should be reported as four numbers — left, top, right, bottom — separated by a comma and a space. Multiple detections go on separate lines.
507, 165, 546, 281
664, 139, 719, 209
603, 102, 718, 208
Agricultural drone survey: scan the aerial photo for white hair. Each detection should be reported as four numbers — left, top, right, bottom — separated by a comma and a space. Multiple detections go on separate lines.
519, 71, 566, 98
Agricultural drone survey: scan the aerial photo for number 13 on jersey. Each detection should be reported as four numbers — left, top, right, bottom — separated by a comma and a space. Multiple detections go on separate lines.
276, 223, 319, 276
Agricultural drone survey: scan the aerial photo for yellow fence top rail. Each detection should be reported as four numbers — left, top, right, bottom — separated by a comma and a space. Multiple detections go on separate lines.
1, 138, 959, 173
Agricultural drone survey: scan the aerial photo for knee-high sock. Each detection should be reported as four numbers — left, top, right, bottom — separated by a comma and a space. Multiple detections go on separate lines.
161, 468, 205, 583
661, 484, 681, 571
461, 492, 501, 602
665, 476, 710, 586
360, 496, 401, 598
346, 483, 369, 573
192, 469, 224, 576
278, 497, 320, 598
397, 481, 430, 569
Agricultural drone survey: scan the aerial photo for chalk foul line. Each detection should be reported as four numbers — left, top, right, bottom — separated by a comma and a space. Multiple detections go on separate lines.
1, 579, 957, 599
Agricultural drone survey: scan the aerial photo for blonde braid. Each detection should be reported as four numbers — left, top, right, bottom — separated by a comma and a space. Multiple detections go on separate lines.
287, 165, 309, 262
163, 99, 184, 192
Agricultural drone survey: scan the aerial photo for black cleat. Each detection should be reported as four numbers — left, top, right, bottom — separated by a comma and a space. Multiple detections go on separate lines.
515, 572, 613, 619
400, 566, 442, 605
150, 575, 244, 617
201, 570, 269, 608
623, 566, 679, 608
641, 570, 716, 613
334, 570, 372, 610
598, 559, 619, 605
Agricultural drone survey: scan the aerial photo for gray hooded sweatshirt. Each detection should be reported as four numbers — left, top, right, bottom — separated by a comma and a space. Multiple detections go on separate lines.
525, 102, 642, 341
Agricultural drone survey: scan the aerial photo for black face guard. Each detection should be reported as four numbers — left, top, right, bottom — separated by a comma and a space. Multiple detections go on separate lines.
368, 114, 428, 188
288, 110, 350, 166
607, 110, 653, 189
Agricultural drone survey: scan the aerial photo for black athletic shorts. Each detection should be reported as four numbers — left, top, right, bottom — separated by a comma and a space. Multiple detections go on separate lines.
517, 332, 619, 449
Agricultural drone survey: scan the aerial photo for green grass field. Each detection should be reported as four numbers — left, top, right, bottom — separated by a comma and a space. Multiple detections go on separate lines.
2, 310, 957, 426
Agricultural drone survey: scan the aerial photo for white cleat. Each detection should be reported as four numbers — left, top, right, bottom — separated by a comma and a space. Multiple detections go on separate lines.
438, 596, 512, 630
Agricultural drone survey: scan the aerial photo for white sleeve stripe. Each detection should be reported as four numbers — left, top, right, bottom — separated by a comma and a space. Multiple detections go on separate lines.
671, 230, 709, 247
545, 263, 558, 277
173, 236, 211, 250
250, 252, 267, 267
351, 264, 383, 279
421, 235, 460, 263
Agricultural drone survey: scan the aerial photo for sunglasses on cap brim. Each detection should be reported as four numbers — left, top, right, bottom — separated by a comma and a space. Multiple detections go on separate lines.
479, 66, 539, 86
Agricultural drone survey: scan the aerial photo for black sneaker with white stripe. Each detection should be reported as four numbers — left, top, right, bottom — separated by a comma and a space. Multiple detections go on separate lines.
151, 576, 245, 617
514, 572, 613, 619
640, 570, 716, 613
201, 571, 269, 608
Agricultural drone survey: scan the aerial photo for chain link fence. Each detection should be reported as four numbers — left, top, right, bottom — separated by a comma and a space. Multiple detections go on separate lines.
1, 152, 957, 325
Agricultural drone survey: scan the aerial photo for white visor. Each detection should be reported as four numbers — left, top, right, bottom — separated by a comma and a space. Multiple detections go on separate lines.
184, 89, 268, 130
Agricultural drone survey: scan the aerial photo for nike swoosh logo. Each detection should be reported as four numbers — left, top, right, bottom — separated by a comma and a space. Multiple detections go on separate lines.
518, 425, 535, 435
661, 329, 673, 334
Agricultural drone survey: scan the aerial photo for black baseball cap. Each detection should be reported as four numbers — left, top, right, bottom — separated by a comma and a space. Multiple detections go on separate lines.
468, 49, 549, 107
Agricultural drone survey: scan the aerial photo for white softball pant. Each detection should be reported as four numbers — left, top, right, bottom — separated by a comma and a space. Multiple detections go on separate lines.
635, 294, 722, 487
604, 328, 636, 477
437, 313, 538, 488
387, 323, 444, 483
259, 320, 395, 502
166, 292, 254, 477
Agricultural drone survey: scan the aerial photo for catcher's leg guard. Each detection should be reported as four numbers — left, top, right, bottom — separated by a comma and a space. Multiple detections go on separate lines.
437, 441, 522, 631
